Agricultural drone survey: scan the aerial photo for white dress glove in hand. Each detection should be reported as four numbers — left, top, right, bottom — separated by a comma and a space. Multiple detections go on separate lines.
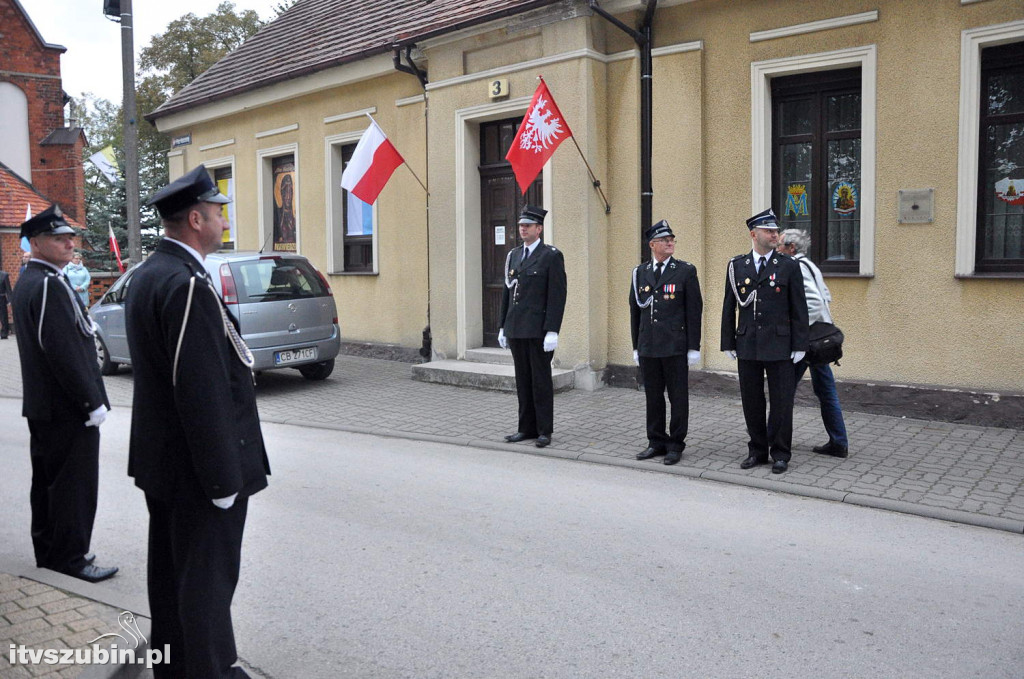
632, 350, 639, 366
84, 405, 108, 428
791, 351, 806, 364
543, 332, 558, 352
686, 350, 701, 366
212, 493, 238, 510
497, 328, 507, 349
724, 350, 737, 360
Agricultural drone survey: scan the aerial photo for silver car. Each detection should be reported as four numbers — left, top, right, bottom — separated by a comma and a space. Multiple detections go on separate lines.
91, 251, 341, 380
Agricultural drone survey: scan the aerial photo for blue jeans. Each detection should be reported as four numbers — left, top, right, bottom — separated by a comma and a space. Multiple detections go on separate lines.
795, 362, 848, 448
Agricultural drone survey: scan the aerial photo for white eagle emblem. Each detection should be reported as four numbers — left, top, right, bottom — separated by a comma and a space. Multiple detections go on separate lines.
518, 95, 566, 153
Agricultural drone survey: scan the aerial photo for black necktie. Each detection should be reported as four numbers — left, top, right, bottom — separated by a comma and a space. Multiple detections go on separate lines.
654, 261, 663, 282
757, 256, 766, 274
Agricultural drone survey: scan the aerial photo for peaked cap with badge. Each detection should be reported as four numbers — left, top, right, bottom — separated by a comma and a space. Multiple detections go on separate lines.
146, 164, 231, 219
21, 204, 76, 239
746, 208, 780, 230
645, 219, 674, 242
517, 204, 547, 225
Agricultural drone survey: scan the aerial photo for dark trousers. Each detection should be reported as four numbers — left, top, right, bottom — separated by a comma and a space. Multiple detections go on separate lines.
737, 358, 796, 462
639, 355, 689, 452
27, 419, 98, 573
146, 493, 250, 679
508, 337, 554, 437
1, 300, 9, 338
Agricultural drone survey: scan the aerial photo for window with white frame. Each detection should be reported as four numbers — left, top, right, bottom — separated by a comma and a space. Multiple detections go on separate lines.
327, 138, 377, 273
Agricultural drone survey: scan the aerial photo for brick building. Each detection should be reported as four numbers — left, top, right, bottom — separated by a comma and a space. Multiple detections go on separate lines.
0, 0, 87, 285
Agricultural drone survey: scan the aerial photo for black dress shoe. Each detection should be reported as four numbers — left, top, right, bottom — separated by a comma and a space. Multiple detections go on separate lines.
813, 441, 849, 458
504, 432, 536, 443
740, 456, 769, 469
535, 435, 551, 448
65, 564, 119, 583
84, 552, 96, 564
771, 460, 788, 474
636, 447, 664, 461
663, 450, 682, 466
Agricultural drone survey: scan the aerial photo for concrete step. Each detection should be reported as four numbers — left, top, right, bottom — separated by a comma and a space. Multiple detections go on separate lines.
464, 347, 514, 366
411, 359, 574, 392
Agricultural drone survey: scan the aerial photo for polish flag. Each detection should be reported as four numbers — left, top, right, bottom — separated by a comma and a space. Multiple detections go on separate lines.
340, 120, 404, 205
506, 78, 572, 194
108, 223, 124, 272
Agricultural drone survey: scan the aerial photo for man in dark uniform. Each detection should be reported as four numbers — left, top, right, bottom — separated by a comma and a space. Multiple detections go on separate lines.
630, 220, 703, 465
12, 205, 117, 582
720, 208, 808, 474
0, 266, 11, 338
498, 205, 567, 449
126, 165, 270, 678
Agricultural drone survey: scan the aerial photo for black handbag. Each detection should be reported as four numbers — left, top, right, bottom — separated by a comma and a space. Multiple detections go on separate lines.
806, 321, 843, 365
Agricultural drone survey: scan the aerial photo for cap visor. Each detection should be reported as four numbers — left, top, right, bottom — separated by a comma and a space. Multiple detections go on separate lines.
198, 187, 231, 204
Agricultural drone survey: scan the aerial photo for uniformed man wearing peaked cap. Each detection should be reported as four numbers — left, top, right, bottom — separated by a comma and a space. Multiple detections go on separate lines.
720, 208, 808, 474
499, 204, 567, 449
629, 220, 703, 465
12, 204, 118, 582
127, 165, 269, 678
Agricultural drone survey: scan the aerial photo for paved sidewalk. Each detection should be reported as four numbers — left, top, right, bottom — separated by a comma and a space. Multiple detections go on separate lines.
1, 338, 1019, 533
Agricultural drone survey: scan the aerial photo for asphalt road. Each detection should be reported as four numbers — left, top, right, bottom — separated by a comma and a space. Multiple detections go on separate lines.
1, 398, 1021, 678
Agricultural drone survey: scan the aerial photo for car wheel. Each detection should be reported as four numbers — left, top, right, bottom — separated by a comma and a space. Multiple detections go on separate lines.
95, 335, 118, 376
297, 358, 334, 381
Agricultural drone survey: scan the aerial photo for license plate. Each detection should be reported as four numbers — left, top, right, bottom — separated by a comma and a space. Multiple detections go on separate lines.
274, 347, 317, 366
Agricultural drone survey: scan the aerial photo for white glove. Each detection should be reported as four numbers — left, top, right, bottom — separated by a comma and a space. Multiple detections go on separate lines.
212, 493, 238, 509
543, 332, 558, 352
686, 350, 700, 366
632, 350, 639, 366
84, 405, 108, 428
724, 350, 737, 360
791, 351, 806, 364
497, 328, 507, 349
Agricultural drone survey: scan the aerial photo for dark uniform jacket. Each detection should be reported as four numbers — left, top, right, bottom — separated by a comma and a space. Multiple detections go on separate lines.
500, 240, 567, 339
720, 251, 809, 362
630, 257, 703, 358
12, 262, 108, 421
126, 240, 269, 502
0, 271, 11, 301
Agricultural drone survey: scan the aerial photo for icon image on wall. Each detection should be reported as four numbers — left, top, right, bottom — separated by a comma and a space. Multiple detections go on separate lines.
995, 177, 1024, 206
832, 182, 858, 215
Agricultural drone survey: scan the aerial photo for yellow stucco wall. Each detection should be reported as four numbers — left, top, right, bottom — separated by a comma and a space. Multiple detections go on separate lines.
157, 0, 1024, 391
159, 73, 430, 348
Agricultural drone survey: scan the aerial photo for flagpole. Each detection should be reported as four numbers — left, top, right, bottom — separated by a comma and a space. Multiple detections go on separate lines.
535, 76, 610, 214
365, 113, 429, 196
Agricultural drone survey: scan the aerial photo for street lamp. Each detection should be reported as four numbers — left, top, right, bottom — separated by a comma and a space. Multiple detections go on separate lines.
102, 0, 142, 266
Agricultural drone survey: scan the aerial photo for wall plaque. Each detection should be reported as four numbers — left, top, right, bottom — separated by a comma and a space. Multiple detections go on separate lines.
898, 188, 934, 223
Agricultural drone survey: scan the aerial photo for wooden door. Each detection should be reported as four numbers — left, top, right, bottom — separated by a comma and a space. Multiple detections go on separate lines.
480, 118, 542, 347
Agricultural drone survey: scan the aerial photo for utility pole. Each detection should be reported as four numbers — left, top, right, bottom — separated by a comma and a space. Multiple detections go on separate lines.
103, 0, 142, 264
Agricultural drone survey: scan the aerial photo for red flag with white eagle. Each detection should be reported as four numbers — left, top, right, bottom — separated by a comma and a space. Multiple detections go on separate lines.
108, 223, 124, 273
506, 78, 573, 194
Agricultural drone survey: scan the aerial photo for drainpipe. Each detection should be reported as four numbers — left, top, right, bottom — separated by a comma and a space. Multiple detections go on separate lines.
589, 0, 657, 259
393, 45, 433, 359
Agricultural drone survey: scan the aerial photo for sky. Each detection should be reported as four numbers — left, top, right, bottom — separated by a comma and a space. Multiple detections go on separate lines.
17, 0, 278, 103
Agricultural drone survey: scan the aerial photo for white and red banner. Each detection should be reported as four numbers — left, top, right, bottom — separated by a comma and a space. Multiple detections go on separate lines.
340, 120, 404, 205
506, 78, 573, 194
108, 223, 124, 273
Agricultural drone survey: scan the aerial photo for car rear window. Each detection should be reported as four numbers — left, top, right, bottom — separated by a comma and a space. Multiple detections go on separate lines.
230, 258, 329, 303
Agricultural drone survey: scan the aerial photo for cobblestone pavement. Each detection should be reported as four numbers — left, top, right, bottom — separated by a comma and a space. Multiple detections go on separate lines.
1, 340, 1022, 531
0, 573, 137, 678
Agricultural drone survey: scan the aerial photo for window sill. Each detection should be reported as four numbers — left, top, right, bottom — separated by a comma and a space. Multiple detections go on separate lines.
955, 272, 1024, 280
328, 271, 378, 276
821, 272, 874, 279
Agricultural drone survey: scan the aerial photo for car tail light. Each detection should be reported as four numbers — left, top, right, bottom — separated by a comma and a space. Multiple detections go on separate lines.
315, 269, 333, 296
219, 263, 238, 304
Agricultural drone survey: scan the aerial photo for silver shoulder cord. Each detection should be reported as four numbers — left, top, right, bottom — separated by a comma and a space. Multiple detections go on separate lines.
728, 260, 757, 309
173, 275, 254, 387
38, 275, 94, 350
503, 248, 518, 290
631, 266, 654, 309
